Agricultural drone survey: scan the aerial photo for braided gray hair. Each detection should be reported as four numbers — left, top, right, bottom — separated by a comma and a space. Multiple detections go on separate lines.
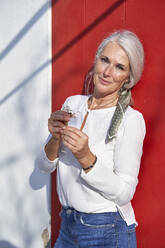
92, 30, 144, 141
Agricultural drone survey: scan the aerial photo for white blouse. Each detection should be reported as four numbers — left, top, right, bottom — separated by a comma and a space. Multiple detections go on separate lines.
37, 95, 146, 225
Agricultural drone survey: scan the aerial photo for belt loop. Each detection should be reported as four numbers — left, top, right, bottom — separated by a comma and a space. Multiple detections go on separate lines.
65, 207, 72, 215
73, 209, 77, 222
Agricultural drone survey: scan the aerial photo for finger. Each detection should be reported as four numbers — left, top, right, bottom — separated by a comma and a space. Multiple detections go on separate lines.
48, 126, 61, 134
51, 111, 71, 122
62, 140, 76, 152
62, 136, 77, 151
61, 132, 77, 145
48, 120, 65, 132
48, 119, 66, 128
62, 126, 84, 138
61, 129, 80, 142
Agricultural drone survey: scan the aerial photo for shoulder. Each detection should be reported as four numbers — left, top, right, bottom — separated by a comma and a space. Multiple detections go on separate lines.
124, 106, 145, 122
122, 106, 146, 135
62, 94, 89, 111
66, 94, 89, 103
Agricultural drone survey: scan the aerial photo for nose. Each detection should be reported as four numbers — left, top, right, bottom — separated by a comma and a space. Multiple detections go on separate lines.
103, 64, 113, 77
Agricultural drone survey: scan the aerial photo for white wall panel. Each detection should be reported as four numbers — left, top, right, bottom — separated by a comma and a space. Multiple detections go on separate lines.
0, 1, 52, 247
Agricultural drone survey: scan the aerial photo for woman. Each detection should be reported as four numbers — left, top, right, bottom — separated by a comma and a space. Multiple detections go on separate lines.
37, 30, 146, 247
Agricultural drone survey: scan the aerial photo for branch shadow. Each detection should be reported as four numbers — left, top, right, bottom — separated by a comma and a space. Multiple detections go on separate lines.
0, 0, 125, 106
0, 59, 51, 105
52, 0, 125, 62
0, 154, 19, 170
0, 0, 58, 61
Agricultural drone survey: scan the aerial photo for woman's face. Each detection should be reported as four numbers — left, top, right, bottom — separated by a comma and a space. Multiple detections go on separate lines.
94, 42, 130, 97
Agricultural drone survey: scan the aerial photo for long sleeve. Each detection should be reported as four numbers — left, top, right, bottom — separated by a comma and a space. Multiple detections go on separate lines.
36, 134, 59, 174
80, 112, 146, 206
36, 97, 73, 174
37, 95, 145, 224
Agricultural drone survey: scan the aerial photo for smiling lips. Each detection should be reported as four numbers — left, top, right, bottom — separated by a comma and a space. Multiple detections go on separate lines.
99, 77, 113, 85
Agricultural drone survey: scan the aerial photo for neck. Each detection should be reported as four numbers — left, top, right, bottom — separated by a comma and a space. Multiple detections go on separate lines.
89, 92, 119, 110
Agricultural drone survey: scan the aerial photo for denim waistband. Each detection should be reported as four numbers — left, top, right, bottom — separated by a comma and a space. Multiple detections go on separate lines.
61, 206, 123, 222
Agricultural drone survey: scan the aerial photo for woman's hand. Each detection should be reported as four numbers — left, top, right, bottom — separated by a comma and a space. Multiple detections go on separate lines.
61, 126, 96, 169
48, 110, 71, 140
45, 110, 71, 161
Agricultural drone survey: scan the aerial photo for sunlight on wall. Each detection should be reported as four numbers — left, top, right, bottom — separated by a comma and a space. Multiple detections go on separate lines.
0, 1, 51, 247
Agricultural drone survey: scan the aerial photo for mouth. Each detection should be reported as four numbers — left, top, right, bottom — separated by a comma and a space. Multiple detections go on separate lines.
99, 77, 112, 85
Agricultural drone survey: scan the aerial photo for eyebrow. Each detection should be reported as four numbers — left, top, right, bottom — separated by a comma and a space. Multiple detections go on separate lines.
101, 55, 127, 68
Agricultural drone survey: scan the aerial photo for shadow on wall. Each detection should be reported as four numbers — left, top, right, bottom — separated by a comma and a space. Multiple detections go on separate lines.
0, 0, 125, 107
52, 0, 125, 62
29, 160, 51, 214
14, 76, 52, 215
0, 0, 58, 62
0, 241, 18, 248
0, 0, 58, 106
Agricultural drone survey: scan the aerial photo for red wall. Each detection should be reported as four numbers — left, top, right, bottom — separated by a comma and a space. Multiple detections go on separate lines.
52, 0, 165, 247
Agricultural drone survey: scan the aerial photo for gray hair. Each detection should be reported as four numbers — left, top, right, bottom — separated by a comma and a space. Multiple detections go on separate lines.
95, 30, 144, 89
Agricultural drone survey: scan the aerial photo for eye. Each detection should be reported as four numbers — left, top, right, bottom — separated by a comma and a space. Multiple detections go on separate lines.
100, 56, 109, 63
116, 64, 124, 70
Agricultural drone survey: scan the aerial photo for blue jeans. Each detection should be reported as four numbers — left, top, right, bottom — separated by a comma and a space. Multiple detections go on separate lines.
54, 207, 137, 248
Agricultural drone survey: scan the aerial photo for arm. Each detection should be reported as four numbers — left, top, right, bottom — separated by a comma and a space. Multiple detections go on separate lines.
45, 110, 71, 161
80, 113, 146, 206
36, 134, 59, 173
37, 100, 72, 173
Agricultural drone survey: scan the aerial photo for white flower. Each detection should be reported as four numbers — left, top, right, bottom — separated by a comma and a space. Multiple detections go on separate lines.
61, 105, 80, 118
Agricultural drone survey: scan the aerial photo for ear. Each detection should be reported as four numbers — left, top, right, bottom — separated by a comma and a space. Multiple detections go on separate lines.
124, 74, 131, 85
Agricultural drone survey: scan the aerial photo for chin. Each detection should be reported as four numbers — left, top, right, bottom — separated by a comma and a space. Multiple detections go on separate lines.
94, 84, 112, 96
94, 89, 110, 98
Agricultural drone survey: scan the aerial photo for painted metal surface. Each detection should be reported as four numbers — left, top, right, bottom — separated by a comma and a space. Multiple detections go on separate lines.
52, 0, 165, 246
